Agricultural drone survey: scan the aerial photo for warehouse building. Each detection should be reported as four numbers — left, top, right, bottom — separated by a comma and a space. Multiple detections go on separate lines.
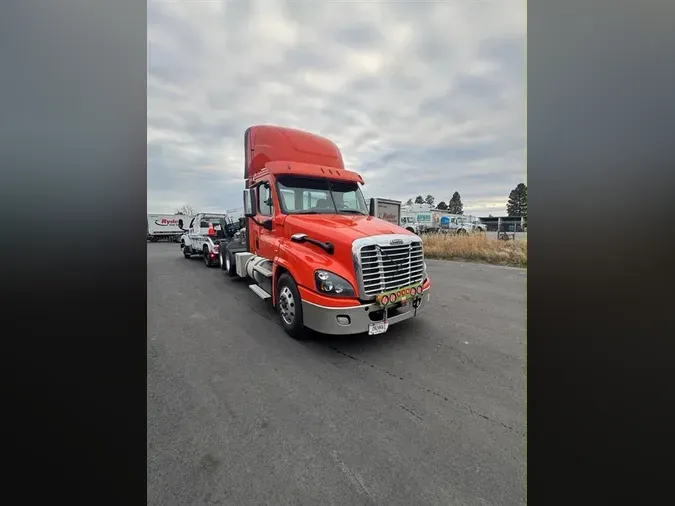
478, 216, 526, 232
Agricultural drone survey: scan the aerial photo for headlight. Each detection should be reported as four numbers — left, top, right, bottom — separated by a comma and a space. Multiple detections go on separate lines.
314, 270, 355, 297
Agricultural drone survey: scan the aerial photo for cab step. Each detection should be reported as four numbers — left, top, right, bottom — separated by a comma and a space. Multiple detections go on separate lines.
249, 284, 271, 300
252, 263, 273, 278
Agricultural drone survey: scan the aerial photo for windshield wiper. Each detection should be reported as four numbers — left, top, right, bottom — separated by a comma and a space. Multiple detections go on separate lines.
293, 210, 321, 215
339, 209, 367, 215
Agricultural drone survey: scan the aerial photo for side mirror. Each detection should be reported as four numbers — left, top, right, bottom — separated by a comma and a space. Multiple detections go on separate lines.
369, 198, 376, 217
262, 219, 273, 231
243, 188, 255, 217
178, 219, 184, 229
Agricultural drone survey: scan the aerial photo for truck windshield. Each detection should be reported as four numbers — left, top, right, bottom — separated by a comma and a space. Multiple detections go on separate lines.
277, 176, 368, 215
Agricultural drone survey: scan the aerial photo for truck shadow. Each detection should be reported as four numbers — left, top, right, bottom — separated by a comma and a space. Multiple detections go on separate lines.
306, 318, 424, 354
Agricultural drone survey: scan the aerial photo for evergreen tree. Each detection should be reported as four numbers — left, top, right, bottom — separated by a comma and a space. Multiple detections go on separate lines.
425, 194, 435, 206
436, 201, 448, 210
414, 195, 425, 204
506, 183, 527, 217
447, 192, 464, 215
405, 198, 414, 206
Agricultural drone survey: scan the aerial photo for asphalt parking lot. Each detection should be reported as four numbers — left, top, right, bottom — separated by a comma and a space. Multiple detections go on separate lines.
147, 242, 526, 506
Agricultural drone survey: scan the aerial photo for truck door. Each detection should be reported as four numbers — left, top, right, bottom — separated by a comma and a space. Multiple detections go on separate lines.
253, 180, 280, 260
187, 215, 198, 246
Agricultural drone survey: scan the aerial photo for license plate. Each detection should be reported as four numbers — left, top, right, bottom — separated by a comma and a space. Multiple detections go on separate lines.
368, 321, 389, 335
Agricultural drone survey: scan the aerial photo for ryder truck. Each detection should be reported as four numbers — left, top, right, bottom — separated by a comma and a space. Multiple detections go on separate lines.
221, 125, 431, 339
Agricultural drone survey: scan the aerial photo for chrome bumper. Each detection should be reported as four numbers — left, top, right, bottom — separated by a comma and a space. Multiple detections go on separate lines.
301, 289, 431, 335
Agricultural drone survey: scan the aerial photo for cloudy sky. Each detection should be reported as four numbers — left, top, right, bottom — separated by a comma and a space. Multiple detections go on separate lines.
148, 0, 525, 217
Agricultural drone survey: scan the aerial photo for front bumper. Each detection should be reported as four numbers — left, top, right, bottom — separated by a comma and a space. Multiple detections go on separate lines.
301, 287, 431, 335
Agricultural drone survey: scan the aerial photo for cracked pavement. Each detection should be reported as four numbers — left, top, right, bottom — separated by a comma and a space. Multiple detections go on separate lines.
147, 243, 526, 506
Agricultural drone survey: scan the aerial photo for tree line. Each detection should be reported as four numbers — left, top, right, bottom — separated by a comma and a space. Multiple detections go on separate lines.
404, 192, 464, 214
404, 182, 527, 217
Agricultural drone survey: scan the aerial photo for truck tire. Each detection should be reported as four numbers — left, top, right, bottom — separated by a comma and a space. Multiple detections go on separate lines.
224, 249, 237, 277
276, 273, 308, 340
203, 246, 213, 267
182, 243, 191, 258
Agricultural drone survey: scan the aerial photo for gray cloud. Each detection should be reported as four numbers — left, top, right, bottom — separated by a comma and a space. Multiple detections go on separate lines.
147, 0, 525, 216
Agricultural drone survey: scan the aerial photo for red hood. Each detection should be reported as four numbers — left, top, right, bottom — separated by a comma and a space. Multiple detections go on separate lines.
283, 214, 414, 246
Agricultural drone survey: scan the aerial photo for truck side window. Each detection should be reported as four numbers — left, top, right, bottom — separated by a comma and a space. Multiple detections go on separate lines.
279, 188, 295, 211
258, 183, 273, 216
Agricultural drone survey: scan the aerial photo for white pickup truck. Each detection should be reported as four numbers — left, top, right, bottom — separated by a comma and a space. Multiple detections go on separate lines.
456, 217, 487, 235
179, 213, 240, 267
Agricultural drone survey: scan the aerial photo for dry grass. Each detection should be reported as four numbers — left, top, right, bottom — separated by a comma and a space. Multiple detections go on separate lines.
422, 233, 527, 268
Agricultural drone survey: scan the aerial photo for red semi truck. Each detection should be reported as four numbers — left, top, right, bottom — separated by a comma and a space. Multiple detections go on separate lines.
221, 125, 431, 339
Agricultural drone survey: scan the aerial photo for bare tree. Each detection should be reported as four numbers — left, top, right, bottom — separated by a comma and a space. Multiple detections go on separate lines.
175, 204, 196, 216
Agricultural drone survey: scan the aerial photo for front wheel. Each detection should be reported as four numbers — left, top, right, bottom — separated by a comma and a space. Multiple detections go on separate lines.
276, 273, 308, 340
182, 243, 191, 258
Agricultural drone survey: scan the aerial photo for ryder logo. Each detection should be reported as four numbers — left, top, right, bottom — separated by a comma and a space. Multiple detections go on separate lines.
379, 212, 399, 224
155, 218, 179, 226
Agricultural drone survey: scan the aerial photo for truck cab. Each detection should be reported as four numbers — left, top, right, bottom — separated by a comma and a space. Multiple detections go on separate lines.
222, 126, 432, 339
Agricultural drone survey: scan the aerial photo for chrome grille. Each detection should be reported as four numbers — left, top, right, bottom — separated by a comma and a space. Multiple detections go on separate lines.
354, 236, 425, 297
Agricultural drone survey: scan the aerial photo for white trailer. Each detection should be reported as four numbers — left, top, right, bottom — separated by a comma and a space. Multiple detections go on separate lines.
147, 214, 192, 242
401, 203, 434, 234
371, 198, 401, 226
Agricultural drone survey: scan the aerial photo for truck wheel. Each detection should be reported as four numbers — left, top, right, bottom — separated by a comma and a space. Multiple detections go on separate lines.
224, 249, 237, 277
203, 246, 212, 267
276, 273, 308, 340
182, 243, 191, 258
